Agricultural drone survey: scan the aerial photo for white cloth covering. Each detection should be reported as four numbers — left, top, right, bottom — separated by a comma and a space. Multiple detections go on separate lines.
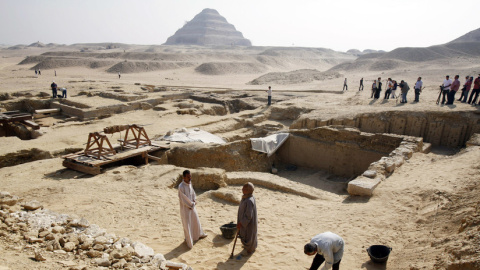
178, 181, 205, 248
163, 128, 226, 144
310, 232, 345, 270
250, 133, 289, 157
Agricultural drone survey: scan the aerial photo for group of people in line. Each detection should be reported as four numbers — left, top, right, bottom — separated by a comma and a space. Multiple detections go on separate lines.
178, 170, 344, 270
352, 74, 480, 105
359, 77, 417, 103
440, 74, 480, 105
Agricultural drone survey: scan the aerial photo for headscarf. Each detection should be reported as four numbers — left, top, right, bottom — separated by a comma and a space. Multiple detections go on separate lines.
242, 182, 254, 199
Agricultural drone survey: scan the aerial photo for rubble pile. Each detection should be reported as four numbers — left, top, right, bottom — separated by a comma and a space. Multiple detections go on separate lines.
0, 191, 192, 270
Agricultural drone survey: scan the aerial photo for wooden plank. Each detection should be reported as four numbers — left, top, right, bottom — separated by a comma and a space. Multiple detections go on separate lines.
0, 114, 33, 123
146, 154, 162, 161
21, 120, 40, 130
35, 108, 60, 114
63, 160, 101, 175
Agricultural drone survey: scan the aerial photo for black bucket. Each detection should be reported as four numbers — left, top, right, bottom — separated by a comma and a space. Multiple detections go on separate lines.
220, 222, 237, 239
367, 245, 392, 263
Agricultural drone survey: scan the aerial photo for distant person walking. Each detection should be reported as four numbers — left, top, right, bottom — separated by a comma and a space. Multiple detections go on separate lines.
118, 72, 121, 79
461, 76, 473, 103
414, 77, 423, 102
54, 70, 57, 76
441, 75, 452, 105
266, 86, 272, 106
35, 69, 37, 75
391, 80, 398, 99
50, 81, 57, 98
459, 76, 472, 102
343, 78, 348, 91
446, 75, 460, 105
371, 80, 377, 98
468, 74, 480, 105
399, 80, 410, 103
384, 78, 393, 99
359, 78, 364, 91
374, 77, 382, 99
38, 69, 41, 75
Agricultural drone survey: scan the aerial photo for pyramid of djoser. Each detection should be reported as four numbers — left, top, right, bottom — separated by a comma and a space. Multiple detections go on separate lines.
164, 8, 251, 46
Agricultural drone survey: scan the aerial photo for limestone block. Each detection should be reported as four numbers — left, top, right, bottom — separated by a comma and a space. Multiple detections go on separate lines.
94, 236, 108, 245
86, 250, 103, 258
94, 257, 111, 267
0, 193, 19, 206
34, 249, 46, 261
23, 200, 42, 211
466, 134, 480, 147
363, 170, 377, 178
110, 247, 132, 259
69, 218, 89, 228
132, 241, 154, 258
175, 167, 227, 190
384, 159, 396, 173
63, 242, 76, 252
422, 143, 432, 154
52, 226, 65, 234
347, 177, 381, 196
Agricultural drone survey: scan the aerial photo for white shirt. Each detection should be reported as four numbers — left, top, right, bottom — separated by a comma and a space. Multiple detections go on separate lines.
267, 88, 272, 96
415, 80, 423, 89
443, 79, 452, 90
310, 232, 345, 270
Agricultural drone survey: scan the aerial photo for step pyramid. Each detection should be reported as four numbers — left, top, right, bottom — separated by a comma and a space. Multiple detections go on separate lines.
164, 8, 251, 46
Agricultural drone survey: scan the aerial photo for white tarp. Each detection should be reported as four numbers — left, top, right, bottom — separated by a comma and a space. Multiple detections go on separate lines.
162, 128, 226, 144
250, 133, 289, 157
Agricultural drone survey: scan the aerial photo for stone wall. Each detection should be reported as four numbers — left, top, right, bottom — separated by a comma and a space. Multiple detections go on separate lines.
166, 140, 271, 172
275, 127, 404, 178
291, 111, 480, 147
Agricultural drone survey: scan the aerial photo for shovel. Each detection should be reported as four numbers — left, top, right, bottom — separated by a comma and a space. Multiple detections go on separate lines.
230, 230, 240, 259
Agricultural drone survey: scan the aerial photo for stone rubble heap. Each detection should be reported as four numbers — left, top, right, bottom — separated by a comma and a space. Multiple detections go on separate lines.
0, 191, 192, 270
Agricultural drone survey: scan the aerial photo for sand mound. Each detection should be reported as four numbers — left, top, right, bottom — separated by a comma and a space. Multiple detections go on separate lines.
195, 62, 266, 75
369, 59, 402, 71
107, 61, 194, 73
248, 69, 341, 85
31, 58, 116, 70
385, 47, 446, 62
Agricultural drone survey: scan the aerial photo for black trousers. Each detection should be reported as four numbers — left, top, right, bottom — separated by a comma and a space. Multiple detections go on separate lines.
446, 90, 456, 104
468, 88, 480, 104
414, 88, 421, 102
441, 90, 449, 104
309, 254, 341, 270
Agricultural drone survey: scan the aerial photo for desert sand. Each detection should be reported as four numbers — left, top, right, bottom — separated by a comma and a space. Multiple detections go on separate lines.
0, 43, 479, 270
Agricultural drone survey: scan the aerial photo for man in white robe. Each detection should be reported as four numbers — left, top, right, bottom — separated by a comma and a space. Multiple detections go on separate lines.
178, 170, 207, 248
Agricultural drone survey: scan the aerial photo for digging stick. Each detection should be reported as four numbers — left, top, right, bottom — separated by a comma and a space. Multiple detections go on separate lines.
230, 230, 239, 259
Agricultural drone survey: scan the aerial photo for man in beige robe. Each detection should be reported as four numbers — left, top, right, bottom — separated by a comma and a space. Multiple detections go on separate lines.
237, 182, 258, 254
178, 170, 207, 248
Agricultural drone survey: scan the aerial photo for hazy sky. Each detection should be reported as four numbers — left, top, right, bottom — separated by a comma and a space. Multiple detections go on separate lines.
1, 0, 479, 52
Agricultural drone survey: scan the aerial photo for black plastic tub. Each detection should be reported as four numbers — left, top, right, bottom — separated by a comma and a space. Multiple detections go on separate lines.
367, 245, 392, 263
220, 222, 237, 239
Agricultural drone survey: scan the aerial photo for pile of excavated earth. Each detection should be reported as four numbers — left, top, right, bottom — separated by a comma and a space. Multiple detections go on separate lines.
0, 191, 191, 270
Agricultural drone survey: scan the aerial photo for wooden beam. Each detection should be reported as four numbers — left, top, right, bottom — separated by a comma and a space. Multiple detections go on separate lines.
63, 160, 101, 175
146, 154, 162, 161
21, 120, 40, 130
35, 108, 60, 114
